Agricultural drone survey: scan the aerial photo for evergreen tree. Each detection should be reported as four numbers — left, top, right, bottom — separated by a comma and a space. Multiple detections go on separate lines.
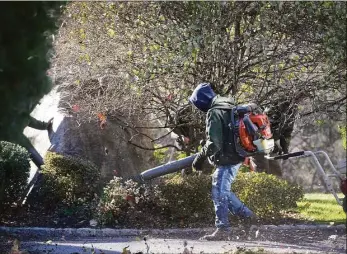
0, 2, 62, 146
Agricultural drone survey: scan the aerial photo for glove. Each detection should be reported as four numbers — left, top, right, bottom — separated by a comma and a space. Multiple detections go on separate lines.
192, 152, 206, 171
181, 167, 192, 176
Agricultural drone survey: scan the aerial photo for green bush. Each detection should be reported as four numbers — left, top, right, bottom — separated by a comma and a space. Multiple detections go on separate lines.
159, 172, 303, 221
39, 152, 101, 208
96, 172, 304, 227
233, 172, 304, 217
0, 141, 30, 210
158, 174, 214, 224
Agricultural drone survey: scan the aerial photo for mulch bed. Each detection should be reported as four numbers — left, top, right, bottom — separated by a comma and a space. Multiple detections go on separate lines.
1, 203, 310, 229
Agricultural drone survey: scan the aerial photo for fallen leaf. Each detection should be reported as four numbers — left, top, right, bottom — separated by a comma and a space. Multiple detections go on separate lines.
329, 235, 338, 241
77, 220, 86, 225
126, 195, 136, 207
303, 202, 311, 208
167, 94, 173, 101
255, 229, 260, 238
72, 104, 80, 112
182, 247, 190, 254
9, 239, 29, 254
11, 239, 20, 252
100, 120, 107, 129
122, 246, 131, 254
90, 219, 98, 227
97, 113, 107, 122
108, 28, 116, 38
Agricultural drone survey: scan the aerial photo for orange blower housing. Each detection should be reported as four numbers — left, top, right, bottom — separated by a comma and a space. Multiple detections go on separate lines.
239, 113, 273, 152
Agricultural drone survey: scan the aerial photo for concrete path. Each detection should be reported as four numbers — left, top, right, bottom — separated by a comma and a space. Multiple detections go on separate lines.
15, 236, 346, 254
0, 225, 346, 254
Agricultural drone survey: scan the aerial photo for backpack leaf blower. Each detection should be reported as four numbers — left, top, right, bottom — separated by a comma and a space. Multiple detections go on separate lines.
134, 105, 274, 182
231, 107, 275, 157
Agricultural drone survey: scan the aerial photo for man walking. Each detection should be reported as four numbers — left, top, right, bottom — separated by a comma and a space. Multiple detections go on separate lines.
189, 83, 257, 240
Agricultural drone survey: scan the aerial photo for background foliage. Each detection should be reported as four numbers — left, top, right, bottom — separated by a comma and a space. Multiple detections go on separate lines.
53, 1, 346, 154
0, 2, 63, 146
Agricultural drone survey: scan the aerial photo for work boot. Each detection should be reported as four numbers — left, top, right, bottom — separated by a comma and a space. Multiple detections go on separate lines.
238, 205, 254, 217
238, 206, 259, 236
199, 228, 232, 241
243, 214, 259, 237
244, 213, 258, 227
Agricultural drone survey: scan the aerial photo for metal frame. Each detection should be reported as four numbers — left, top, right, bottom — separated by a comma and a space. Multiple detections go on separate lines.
265, 151, 346, 206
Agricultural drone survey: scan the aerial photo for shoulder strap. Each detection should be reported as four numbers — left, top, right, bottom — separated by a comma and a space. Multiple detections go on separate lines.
229, 107, 250, 158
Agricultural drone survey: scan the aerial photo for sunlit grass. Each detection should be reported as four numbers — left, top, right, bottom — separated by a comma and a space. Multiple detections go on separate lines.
297, 193, 346, 224
228, 247, 312, 254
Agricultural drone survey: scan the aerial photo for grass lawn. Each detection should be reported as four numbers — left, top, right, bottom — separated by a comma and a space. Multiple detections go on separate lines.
296, 193, 346, 224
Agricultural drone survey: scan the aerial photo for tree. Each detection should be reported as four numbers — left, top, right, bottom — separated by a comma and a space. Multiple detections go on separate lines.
54, 1, 346, 156
0, 2, 62, 147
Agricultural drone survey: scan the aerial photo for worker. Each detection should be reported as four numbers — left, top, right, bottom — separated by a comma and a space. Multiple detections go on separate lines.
189, 83, 257, 240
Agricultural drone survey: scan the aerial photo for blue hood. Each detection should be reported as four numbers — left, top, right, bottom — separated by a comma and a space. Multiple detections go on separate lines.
189, 83, 216, 112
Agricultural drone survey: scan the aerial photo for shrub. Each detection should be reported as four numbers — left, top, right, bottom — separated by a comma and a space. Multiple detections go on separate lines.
38, 152, 101, 209
233, 172, 304, 217
158, 172, 303, 222
158, 173, 214, 224
0, 141, 30, 210
97, 173, 214, 227
96, 177, 127, 226
96, 171, 304, 227
153, 145, 169, 164
97, 177, 162, 227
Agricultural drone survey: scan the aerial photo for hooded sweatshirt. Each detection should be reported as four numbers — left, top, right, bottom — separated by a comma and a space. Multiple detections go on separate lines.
189, 83, 216, 112
189, 84, 244, 166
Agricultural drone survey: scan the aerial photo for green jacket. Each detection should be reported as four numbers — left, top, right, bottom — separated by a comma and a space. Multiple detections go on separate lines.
200, 95, 244, 166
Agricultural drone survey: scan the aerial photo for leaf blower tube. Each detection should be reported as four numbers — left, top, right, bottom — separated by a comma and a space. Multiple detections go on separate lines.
134, 154, 198, 183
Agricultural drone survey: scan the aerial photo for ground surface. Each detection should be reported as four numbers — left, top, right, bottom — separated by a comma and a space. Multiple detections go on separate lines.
0, 226, 346, 254
1, 194, 345, 253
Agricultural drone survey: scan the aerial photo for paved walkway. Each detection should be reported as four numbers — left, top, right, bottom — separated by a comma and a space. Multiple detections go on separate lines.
0, 225, 346, 253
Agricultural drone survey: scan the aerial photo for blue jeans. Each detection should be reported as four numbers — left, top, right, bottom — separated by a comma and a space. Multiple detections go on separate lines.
211, 163, 253, 229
